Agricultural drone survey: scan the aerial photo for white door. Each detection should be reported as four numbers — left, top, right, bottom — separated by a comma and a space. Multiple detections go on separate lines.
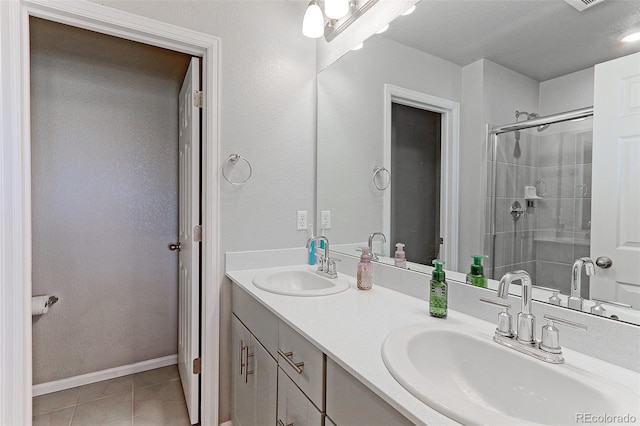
178, 57, 201, 425
591, 52, 640, 308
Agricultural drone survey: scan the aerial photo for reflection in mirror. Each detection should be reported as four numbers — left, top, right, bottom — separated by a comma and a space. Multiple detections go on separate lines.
316, 0, 640, 325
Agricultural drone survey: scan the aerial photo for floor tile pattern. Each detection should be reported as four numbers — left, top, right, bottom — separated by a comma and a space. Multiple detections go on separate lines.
33, 365, 191, 426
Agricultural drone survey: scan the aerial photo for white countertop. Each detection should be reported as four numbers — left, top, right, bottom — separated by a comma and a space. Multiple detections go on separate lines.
226, 263, 640, 426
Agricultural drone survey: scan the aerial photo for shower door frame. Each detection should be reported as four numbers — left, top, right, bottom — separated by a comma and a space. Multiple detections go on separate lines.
487, 107, 594, 278
0, 2, 221, 425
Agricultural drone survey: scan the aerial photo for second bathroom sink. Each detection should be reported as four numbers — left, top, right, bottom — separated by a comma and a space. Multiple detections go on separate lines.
252, 265, 350, 297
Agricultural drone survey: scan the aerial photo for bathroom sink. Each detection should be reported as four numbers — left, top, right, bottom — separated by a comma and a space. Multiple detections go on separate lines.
382, 323, 639, 425
252, 266, 350, 296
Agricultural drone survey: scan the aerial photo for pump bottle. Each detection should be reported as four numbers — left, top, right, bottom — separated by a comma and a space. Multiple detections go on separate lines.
429, 259, 447, 318
357, 247, 374, 290
394, 243, 407, 268
466, 255, 488, 288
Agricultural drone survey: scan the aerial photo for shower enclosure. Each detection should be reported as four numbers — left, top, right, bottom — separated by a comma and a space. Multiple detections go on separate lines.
486, 107, 593, 298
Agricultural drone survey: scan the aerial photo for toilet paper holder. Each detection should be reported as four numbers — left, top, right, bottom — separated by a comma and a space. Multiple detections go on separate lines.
46, 295, 59, 307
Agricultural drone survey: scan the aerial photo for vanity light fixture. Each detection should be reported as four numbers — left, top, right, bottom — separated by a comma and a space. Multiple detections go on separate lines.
302, 0, 325, 39
401, 4, 416, 16
325, 0, 350, 20
621, 31, 640, 43
376, 24, 389, 34
303, 0, 384, 42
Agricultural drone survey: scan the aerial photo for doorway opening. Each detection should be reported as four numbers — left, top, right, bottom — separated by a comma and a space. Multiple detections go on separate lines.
383, 85, 460, 270
30, 17, 199, 425
391, 103, 442, 265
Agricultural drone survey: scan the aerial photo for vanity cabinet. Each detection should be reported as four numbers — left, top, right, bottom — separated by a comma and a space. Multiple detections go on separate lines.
326, 359, 413, 426
232, 282, 411, 426
231, 315, 277, 426
277, 367, 323, 426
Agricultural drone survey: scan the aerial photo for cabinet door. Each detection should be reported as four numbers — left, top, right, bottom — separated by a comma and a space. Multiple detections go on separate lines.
251, 333, 278, 426
232, 316, 253, 426
277, 368, 323, 426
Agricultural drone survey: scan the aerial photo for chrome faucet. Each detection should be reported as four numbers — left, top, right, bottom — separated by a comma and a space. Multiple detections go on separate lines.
568, 257, 595, 311
306, 236, 338, 278
368, 232, 386, 261
481, 270, 587, 364
497, 270, 535, 343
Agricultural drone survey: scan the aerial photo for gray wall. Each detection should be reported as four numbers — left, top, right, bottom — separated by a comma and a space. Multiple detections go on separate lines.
30, 18, 190, 384
89, 2, 317, 421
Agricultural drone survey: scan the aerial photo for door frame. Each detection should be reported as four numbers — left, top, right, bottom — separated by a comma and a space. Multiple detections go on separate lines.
383, 84, 460, 270
0, 1, 220, 425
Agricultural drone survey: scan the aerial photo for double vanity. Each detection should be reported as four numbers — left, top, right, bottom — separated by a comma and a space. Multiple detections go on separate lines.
226, 248, 640, 426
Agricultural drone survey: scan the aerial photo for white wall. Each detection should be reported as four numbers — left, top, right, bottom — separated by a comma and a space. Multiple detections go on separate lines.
30, 18, 190, 385
539, 67, 594, 115
317, 35, 461, 249
458, 59, 539, 269
90, 1, 317, 421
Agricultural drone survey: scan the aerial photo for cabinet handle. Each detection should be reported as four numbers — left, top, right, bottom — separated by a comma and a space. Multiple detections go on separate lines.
278, 349, 305, 374
277, 420, 293, 426
244, 346, 254, 383
239, 340, 245, 376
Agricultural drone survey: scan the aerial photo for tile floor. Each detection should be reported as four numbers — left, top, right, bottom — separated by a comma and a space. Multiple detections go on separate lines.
33, 365, 192, 426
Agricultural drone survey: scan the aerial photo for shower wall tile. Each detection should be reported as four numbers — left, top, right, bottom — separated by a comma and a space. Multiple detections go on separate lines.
538, 165, 576, 198
576, 131, 593, 165
536, 240, 574, 264
520, 232, 536, 262
575, 163, 592, 198
515, 261, 536, 283
538, 133, 576, 167
575, 198, 592, 231
536, 198, 575, 231
536, 261, 573, 295
574, 244, 590, 259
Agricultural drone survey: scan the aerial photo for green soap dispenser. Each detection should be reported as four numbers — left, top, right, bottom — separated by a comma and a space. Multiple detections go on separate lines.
429, 259, 447, 318
466, 255, 488, 288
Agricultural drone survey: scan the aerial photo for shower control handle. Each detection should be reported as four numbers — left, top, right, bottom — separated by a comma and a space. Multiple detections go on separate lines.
595, 256, 612, 269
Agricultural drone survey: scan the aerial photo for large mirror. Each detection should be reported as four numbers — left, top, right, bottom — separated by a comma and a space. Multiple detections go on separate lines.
317, 0, 640, 324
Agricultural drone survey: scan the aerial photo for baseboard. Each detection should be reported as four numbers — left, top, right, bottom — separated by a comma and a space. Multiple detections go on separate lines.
219, 421, 232, 426
33, 354, 178, 396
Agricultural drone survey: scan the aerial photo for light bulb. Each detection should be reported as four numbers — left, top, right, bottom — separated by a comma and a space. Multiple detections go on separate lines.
325, 0, 350, 20
401, 5, 416, 16
302, 1, 324, 39
621, 31, 640, 43
376, 24, 389, 34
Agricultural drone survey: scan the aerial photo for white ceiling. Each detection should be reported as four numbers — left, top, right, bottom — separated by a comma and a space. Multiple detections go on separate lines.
381, 0, 640, 81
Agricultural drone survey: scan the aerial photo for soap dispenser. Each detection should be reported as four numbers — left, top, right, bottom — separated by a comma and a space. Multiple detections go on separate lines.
466, 255, 488, 288
357, 247, 374, 290
394, 243, 407, 268
429, 259, 447, 318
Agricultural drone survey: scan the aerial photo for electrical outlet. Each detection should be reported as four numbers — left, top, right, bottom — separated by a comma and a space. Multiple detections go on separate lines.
321, 210, 331, 229
297, 210, 308, 230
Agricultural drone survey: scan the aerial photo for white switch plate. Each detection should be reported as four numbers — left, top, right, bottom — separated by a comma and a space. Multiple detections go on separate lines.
321, 210, 331, 229
297, 210, 308, 230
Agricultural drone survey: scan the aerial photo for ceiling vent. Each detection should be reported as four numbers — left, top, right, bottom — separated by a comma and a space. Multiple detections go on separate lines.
564, 0, 606, 12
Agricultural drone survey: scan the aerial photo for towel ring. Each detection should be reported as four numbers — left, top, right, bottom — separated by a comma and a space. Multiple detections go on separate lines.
222, 154, 252, 186
372, 166, 391, 190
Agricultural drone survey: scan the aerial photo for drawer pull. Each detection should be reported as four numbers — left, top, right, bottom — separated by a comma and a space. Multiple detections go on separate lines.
278, 349, 305, 374
244, 348, 254, 383
277, 420, 293, 426
239, 340, 245, 376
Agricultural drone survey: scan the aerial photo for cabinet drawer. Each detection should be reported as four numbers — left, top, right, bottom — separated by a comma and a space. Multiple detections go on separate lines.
326, 359, 413, 426
278, 321, 325, 410
277, 367, 323, 426
232, 283, 278, 358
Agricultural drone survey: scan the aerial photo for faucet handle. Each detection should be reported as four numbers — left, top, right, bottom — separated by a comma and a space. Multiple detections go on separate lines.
540, 315, 587, 354
480, 298, 514, 338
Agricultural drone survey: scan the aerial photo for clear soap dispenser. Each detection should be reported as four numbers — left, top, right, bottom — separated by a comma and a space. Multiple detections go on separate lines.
357, 247, 374, 290
394, 243, 407, 268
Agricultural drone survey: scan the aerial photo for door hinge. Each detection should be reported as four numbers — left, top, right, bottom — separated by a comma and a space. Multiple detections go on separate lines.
194, 225, 202, 242
194, 90, 203, 108
193, 357, 201, 374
